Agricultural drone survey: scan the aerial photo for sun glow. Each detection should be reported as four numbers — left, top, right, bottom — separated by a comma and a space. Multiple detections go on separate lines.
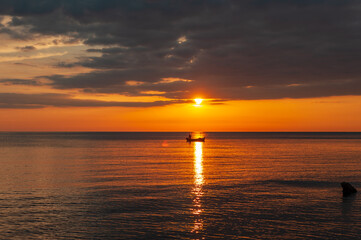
194, 98, 203, 106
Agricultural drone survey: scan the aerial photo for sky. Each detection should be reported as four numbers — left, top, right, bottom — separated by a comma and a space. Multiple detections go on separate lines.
0, 0, 361, 131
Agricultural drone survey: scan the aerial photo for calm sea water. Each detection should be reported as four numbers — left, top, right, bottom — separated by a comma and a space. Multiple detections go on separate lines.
1, 132, 361, 239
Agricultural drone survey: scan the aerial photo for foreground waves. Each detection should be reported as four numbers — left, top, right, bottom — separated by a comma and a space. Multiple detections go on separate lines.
1, 132, 361, 239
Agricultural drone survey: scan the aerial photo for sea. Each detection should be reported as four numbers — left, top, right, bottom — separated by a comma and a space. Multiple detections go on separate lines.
1, 132, 361, 239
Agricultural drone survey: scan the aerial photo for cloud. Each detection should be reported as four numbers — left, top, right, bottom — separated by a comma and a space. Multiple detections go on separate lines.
0, 0, 360, 101
43, 72, 194, 98
0, 51, 68, 62
204, 80, 361, 100
0, 93, 184, 109
0, 78, 41, 85
16, 45, 36, 52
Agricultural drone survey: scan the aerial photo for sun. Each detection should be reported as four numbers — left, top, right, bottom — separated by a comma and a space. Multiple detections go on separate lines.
194, 98, 203, 105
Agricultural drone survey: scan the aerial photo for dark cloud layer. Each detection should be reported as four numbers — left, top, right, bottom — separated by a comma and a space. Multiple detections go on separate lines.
1, 0, 361, 103
0, 93, 183, 109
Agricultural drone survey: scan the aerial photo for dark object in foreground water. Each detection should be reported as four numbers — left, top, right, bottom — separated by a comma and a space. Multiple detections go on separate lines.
341, 182, 357, 197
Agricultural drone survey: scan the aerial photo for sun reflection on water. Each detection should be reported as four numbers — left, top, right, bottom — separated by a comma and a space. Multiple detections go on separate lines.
194, 142, 204, 186
192, 142, 204, 237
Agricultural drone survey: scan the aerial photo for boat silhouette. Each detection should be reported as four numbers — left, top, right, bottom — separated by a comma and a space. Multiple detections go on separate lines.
186, 133, 205, 142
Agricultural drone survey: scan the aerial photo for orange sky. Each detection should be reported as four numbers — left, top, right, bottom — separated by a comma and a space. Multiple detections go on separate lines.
1, 96, 361, 132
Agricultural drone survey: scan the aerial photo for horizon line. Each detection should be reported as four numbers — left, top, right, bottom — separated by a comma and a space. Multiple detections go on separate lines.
1, 131, 361, 133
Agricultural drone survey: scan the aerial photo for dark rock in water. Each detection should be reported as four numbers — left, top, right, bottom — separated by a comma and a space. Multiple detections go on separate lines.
341, 182, 357, 197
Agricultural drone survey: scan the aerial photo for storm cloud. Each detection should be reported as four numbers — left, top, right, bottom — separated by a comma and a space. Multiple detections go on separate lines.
1, 0, 360, 102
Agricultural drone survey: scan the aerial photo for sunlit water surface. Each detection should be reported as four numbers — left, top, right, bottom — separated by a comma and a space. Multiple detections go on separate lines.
1, 132, 361, 239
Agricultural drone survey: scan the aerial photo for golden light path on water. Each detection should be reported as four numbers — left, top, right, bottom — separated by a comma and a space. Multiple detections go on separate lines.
192, 142, 204, 235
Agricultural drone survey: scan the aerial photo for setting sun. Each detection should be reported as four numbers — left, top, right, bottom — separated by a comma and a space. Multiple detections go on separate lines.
194, 98, 203, 105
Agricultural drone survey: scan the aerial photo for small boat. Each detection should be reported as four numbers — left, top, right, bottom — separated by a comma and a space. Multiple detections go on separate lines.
186, 137, 205, 142
186, 133, 205, 142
